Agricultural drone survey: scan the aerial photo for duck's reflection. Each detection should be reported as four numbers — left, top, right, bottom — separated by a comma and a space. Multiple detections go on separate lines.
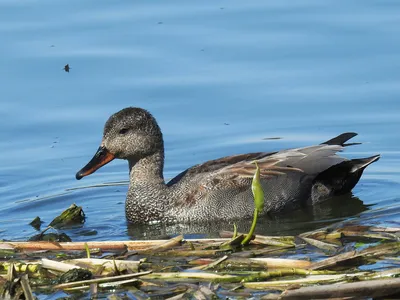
126, 193, 368, 239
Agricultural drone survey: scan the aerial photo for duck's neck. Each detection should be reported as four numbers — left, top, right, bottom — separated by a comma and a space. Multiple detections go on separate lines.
128, 150, 165, 185
125, 149, 170, 223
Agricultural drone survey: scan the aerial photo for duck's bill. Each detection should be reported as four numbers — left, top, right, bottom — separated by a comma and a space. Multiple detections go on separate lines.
76, 146, 115, 180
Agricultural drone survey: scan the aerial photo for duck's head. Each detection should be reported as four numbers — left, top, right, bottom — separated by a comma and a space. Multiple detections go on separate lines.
76, 107, 163, 180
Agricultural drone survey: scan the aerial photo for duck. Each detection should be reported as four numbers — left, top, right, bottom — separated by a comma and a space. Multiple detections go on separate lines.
76, 107, 380, 224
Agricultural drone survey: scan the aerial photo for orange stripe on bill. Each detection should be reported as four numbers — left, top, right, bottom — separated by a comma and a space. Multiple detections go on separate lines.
76, 146, 115, 180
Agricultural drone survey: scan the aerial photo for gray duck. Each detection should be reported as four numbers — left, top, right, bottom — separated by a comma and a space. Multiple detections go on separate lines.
76, 107, 380, 224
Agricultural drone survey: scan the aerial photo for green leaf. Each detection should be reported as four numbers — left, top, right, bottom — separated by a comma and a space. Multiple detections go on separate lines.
233, 223, 238, 239
354, 242, 365, 248
252, 162, 265, 211
241, 161, 266, 246
84, 242, 90, 259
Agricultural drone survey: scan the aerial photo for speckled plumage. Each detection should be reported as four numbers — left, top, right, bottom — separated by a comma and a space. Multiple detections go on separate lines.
76, 107, 380, 224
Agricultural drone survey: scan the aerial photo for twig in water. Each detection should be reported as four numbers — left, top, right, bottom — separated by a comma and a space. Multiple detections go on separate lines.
190, 255, 228, 270
280, 277, 400, 299
20, 274, 34, 300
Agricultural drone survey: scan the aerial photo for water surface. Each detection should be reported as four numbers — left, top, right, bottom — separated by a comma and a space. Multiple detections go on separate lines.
1, 0, 399, 242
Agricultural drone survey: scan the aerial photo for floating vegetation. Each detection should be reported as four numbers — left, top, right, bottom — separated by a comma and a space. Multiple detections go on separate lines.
63, 64, 70, 73
28, 231, 72, 242
1, 224, 400, 299
29, 217, 43, 231
48, 203, 85, 228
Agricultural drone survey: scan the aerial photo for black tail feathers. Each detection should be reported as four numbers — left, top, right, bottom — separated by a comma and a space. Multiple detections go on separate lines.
310, 154, 380, 205
349, 155, 380, 173
321, 132, 360, 147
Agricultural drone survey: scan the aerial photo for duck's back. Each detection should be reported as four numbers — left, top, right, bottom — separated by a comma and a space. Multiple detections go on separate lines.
166, 133, 379, 222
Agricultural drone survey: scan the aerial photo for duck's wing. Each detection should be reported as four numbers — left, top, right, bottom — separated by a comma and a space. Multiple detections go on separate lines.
166, 143, 349, 210
167, 143, 347, 188
218, 144, 346, 179
166, 151, 275, 187
167, 132, 361, 188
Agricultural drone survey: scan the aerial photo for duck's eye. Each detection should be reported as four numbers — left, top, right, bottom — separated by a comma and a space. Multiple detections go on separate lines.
119, 128, 129, 135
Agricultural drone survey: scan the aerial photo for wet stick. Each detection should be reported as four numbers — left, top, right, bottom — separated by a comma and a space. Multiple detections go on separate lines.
20, 274, 34, 300
140, 272, 241, 283
241, 268, 337, 283
310, 241, 400, 270
244, 273, 366, 289
220, 231, 294, 247
189, 255, 228, 270
41, 258, 82, 272
249, 258, 311, 269
1, 238, 230, 251
279, 277, 400, 299
54, 271, 152, 289
149, 249, 225, 257
65, 258, 140, 274
140, 235, 183, 253
300, 237, 338, 252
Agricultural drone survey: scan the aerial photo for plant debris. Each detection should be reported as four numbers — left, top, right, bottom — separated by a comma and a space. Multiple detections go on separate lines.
58, 268, 93, 284
28, 232, 72, 242
63, 64, 70, 73
1, 224, 400, 299
49, 203, 85, 228
29, 217, 43, 230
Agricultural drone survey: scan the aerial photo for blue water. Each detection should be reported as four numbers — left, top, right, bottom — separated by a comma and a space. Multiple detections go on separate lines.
1, 0, 400, 242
